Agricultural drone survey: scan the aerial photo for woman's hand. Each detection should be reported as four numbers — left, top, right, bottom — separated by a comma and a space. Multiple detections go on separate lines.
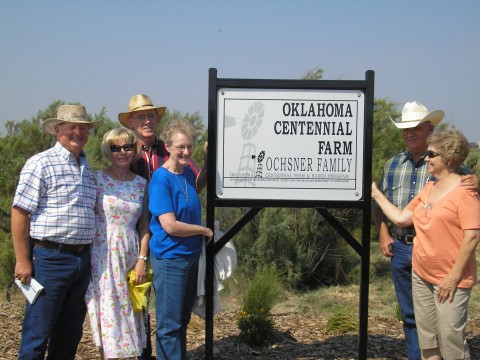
202, 226, 213, 244
203, 141, 208, 162
436, 274, 460, 303
134, 258, 148, 285
371, 181, 381, 200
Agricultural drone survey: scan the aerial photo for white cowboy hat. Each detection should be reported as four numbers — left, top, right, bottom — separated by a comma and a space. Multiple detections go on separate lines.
118, 94, 166, 128
42, 104, 101, 135
390, 101, 444, 129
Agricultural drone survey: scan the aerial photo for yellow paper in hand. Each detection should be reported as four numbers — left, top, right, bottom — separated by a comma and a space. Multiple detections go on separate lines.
127, 268, 153, 312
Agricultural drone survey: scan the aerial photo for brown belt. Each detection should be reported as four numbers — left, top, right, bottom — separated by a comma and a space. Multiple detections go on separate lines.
34, 239, 90, 254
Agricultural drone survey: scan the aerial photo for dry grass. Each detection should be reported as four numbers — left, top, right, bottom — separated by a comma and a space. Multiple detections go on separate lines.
2, 250, 479, 359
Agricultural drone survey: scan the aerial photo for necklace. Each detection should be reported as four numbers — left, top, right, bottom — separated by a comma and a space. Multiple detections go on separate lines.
174, 173, 189, 201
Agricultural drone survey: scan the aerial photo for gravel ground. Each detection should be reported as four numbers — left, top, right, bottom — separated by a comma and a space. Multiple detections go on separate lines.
1, 297, 479, 359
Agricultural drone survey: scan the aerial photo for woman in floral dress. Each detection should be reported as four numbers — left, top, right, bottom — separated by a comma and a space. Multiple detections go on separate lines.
85, 128, 151, 359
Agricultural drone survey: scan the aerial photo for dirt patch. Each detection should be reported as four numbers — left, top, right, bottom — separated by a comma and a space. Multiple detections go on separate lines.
2, 297, 479, 360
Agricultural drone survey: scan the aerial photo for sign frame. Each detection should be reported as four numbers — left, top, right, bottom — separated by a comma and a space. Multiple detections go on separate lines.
204, 68, 374, 360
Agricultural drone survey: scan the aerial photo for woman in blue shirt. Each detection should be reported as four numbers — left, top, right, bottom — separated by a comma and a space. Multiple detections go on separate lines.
149, 118, 213, 360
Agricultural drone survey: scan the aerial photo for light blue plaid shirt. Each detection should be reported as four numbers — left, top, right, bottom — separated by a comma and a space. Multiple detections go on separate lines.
13, 142, 97, 244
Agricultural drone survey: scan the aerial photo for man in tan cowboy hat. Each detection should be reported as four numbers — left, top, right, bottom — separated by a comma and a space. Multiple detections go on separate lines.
374, 101, 478, 359
119, 94, 207, 188
12, 104, 101, 359
119, 94, 207, 360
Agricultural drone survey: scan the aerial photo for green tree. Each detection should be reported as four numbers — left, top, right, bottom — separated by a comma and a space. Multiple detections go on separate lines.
0, 101, 61, 233
83, 108, 117, 170
302, 67, 324, 80
372, 98, 403, 181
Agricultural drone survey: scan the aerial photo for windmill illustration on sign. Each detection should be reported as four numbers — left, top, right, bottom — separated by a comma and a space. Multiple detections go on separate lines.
225, 101, 265, 187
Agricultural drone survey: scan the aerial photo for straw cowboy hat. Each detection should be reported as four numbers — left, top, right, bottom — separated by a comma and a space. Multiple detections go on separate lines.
118, 94, 166, 128
390, 101, 444, 129
42, 104, 101, 135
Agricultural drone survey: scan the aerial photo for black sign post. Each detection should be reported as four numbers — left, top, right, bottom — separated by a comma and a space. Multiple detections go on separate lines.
204, 68, 374, 359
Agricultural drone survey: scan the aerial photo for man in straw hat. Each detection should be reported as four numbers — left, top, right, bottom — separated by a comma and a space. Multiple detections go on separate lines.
374, 101, 478, 359
11, 104, 101, 359
119, 94, 207, 359
119, 94, 207, 187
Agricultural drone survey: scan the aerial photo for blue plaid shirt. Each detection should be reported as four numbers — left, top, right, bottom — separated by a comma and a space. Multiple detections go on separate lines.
378, 150, 471, 238
13, 142, 97, 244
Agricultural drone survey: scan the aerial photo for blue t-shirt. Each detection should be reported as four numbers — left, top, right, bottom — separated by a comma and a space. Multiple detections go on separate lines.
149, 166, 202, 258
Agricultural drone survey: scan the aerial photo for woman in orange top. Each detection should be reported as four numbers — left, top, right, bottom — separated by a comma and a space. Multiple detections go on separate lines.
372, 128, 480, 360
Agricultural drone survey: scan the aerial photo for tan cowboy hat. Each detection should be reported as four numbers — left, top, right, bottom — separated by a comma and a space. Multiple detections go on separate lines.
118, 94, 166, 128
390, 101, 444, 129
42, 104, 101, 135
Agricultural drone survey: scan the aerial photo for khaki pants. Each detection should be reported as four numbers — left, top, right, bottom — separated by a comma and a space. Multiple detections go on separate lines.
412, 272, 471, 360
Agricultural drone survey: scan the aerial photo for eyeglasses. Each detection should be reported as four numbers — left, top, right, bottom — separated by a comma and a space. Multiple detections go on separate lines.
171, 144, 195, 152
425, 150, 441, 159
110, 144, 135, 152
130, 113, 157, 121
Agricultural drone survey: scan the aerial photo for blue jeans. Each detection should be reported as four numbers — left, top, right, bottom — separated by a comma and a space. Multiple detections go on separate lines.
151, 253, 200, 360
391, 238, 421, 360
18, 246, 91, 360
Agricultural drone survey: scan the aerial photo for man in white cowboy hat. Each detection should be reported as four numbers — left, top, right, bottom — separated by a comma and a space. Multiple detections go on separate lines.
374, 101, 478, 359
119, 94, 207, 359
11, 104, 101, 359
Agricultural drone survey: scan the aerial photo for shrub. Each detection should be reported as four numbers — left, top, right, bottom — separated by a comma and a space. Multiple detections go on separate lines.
237, 270, 283, 346
325, 308, 358, 334
238, 310, 274, 347
0, 232, 15, 288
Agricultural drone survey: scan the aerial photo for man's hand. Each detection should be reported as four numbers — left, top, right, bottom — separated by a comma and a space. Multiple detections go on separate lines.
15, 260, 33, 285
379, 233, 394, 257
373, 196, 393, 258
460, 174, 479, 193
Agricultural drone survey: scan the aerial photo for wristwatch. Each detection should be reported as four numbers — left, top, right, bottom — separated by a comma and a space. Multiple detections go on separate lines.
137, 255, 148, 261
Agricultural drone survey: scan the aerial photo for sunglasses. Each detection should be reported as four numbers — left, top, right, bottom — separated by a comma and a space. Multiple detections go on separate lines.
110, 144, 135, 152
425, 150, 441, 159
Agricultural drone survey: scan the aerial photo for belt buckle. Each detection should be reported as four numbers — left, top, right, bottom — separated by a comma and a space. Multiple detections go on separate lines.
404, 235, 414, 244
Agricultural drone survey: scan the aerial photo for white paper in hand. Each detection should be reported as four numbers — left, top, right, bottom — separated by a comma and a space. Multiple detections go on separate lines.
14, 278, 44, 304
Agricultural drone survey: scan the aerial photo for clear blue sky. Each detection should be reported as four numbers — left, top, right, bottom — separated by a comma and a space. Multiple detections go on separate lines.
1, 0, 479, 141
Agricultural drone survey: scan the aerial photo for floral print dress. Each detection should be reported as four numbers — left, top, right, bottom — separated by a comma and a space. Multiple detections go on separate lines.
85, 170, 147, 358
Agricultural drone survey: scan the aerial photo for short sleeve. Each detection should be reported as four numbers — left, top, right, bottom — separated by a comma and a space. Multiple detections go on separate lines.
148, 170, 174, 217
457, 190, 480, 230
12, 156, 45, 213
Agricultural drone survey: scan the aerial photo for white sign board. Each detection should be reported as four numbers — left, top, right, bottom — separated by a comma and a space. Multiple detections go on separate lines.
216, 88, 365, 201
